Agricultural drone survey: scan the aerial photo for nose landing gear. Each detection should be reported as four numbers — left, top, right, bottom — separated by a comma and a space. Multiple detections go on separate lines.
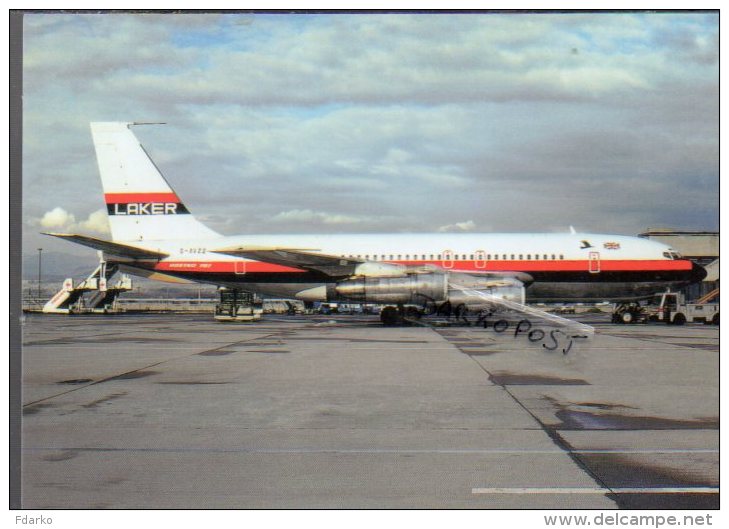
612, 303, 645, 324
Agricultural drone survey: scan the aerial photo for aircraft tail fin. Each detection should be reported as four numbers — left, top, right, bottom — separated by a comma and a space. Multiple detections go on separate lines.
90, 122, 220, 242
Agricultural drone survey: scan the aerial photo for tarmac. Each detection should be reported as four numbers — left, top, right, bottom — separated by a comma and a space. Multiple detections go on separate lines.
19, 312, 719, 509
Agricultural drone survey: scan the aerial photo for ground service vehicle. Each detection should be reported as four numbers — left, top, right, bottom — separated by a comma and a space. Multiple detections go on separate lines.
613, 291, 719, 325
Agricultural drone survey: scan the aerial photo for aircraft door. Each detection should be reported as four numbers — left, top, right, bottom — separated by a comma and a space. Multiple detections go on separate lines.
475, 250, 487, 269
234, 260, 246, 275
588, 251, 600, 273
442, 249, 454, 269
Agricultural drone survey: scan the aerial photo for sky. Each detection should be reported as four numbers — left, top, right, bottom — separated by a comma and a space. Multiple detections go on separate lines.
21, 11, 719, 258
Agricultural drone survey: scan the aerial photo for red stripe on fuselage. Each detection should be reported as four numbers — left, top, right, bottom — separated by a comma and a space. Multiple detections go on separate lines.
151, 259, 692, 274
155, 261, 305, 273
104, 192, 181, 204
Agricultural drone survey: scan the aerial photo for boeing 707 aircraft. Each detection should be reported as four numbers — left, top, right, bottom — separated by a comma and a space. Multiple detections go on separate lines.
45, 122, 706, 324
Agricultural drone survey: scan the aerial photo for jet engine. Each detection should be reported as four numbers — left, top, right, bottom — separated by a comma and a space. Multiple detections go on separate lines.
334, 273, 448, 305
296, 270, 531, 308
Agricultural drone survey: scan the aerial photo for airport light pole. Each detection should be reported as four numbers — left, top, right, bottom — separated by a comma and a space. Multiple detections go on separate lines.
37, 247, 43, 299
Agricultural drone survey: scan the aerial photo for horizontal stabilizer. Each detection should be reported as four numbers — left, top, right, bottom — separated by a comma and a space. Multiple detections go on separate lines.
212, 246, 363, 277
43, 233, 168, 260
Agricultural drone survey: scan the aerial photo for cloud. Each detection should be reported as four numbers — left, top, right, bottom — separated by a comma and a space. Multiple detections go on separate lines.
39, 207, 76, 230
271, 209, 365, 225
24, 13, 718, 109
437, 220, 476, 233
37, 207, 110, 235
78, 209, 111, 233
20, 12, 719, 257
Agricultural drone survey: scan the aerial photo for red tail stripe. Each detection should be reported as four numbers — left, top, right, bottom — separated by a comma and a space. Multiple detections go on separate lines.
104, 192, 181, 204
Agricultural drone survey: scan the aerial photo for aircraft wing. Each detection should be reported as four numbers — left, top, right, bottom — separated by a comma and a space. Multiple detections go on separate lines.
212, 246, 366, 276
43, 233, 169, 260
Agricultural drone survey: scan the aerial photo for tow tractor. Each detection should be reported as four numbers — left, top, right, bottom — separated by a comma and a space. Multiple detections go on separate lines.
612, 289, 719, 325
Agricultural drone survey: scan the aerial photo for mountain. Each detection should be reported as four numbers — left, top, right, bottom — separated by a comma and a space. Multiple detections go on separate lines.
21, 251, 100, 282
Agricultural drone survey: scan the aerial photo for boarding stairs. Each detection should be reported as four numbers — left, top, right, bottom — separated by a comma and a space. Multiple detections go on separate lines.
42, 257, 132, 314
696, 288, 719, 305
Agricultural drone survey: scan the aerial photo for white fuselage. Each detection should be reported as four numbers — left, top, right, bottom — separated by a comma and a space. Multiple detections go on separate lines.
117, 232, 702, 303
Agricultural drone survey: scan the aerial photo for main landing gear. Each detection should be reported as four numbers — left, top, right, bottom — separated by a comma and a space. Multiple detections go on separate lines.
379, 305, 423, 326
214, 288, 263, 322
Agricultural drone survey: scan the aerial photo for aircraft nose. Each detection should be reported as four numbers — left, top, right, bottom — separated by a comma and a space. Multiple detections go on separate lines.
691, 262, 707, 282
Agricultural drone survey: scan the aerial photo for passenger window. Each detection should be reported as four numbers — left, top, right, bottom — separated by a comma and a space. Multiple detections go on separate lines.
527, 254, 531, 260
551, 254, 555, 260
534, 254, 539, 260
519, 254, 523, 260
559, 254, 564, 260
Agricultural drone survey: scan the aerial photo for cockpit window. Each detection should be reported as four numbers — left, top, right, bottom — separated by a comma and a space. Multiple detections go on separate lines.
663, 250, 682, 260
663, 252, 673, 260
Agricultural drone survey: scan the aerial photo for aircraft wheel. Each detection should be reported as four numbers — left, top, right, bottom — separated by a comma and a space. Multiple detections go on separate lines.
672, 313, 686, 326
712, 313, 719, 325
380, 306, 401, 326
621, 311, 634, 324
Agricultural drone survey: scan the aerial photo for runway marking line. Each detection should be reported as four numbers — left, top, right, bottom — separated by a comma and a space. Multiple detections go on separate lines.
23, 447, 718, 455
472, 487, 719, 494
